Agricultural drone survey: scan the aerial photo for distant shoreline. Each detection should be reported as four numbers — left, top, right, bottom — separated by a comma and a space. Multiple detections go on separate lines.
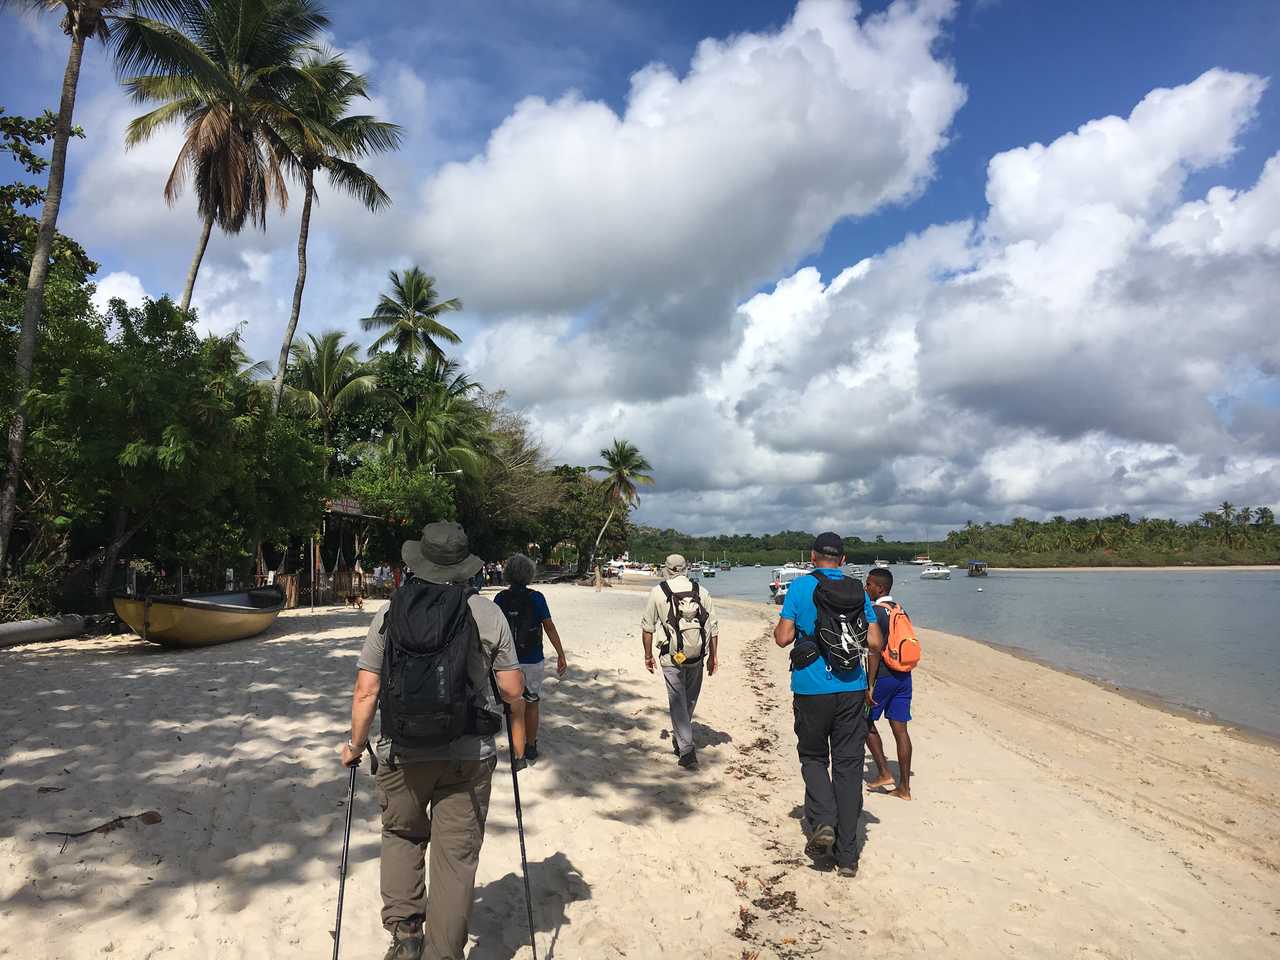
989, 564, 1278, 572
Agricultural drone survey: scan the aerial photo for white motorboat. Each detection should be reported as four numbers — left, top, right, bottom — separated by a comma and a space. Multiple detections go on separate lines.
920, 563, 951, 580
770, 566, 808, 603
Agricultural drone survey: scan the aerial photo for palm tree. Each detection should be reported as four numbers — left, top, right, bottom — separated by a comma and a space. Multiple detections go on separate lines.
113, 0, 329, 310
269, 52, 401, 413
0, 0, 136, 570
282, 331, 377, 476
360, 266, 462, 360
389, 385, 492, 478
1219, 501, 1236, 524
588, 438, 654, 567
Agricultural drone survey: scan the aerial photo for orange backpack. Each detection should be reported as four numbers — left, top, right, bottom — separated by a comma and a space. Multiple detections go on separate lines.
876, 600, 921, 672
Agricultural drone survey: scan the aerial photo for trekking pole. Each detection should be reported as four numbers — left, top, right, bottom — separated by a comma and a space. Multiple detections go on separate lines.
333, 745, 378, 960
503, 700, 539, 960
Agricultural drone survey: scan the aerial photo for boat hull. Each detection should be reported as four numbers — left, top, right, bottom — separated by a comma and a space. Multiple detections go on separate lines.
114, 588, 284, 648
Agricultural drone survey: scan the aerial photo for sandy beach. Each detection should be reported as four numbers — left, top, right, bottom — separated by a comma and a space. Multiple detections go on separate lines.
2, 585, 1278, 959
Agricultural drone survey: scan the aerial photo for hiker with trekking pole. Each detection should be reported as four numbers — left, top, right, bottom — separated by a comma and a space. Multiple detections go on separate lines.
339, 521, 530, 960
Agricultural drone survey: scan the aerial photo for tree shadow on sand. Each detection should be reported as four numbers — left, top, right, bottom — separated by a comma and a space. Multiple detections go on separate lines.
0, 604, 717, 935
469, 851, 591, 960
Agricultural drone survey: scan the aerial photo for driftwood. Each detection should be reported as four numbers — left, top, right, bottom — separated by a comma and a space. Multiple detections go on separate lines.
46, 810, 162, 854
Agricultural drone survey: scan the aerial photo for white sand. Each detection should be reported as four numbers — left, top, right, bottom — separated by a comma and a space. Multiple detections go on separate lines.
1, 585, 1277, 958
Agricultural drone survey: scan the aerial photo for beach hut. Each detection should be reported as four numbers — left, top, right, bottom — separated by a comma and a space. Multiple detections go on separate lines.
967, 560, 989, 577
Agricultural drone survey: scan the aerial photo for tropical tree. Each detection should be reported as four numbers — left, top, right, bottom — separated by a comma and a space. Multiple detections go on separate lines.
0, 0, 135, 572
283, 330, 376, 476
388, 381, 492, 478
360, 266, 462, 360
269, 51, 401, 413
113, 0, 329, 310
588, 438, 654, 567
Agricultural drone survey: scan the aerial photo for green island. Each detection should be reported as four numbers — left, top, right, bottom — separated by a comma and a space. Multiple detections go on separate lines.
628, 504, 1280, 568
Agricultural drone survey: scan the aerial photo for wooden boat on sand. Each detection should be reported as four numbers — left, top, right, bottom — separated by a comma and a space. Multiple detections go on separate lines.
113, 587, 285, 648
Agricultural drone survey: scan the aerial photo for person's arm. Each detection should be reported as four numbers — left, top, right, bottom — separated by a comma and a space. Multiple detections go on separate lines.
494, 667, 525, 703
704, 590, 719, 676
544, 618, 567, 674
641, 590, 659, 672
864, 614, 884, 706
341, 669, 380, 766
641, 629, 656, 673
774, 616, 797, 648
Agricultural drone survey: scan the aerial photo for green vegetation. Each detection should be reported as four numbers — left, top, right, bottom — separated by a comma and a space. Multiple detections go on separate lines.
935, 507, 1279, 567
626, 527, 932, 567
1, 55, 652, 616
629, 505, 1279, 570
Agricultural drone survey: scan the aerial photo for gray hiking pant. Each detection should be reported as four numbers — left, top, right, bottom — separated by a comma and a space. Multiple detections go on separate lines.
375, 756, 497, 959
662, 661, 705, 756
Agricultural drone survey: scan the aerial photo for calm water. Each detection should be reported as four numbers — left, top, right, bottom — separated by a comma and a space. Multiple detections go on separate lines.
702, 565, 1280, 738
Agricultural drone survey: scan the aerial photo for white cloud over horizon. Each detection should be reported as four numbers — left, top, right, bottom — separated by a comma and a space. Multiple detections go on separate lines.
26, 0, 1280, 537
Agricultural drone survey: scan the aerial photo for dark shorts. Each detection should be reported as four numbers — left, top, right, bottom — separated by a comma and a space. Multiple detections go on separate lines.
870, 669, 912, 723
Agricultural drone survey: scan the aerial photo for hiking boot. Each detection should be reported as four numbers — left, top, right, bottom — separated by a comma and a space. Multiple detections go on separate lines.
382, 921, 423, 960
512, 756, 529, 772
526, 741, 539, 763
837, 862, 859, 878
805, 823, 836, 859
678, 750, 698, 770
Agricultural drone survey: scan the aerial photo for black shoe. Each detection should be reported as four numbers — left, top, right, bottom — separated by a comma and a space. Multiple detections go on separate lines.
526, 741, 539, 763
383, 921, 424, 960
837, 862, 859, 878
677, 751, 698, 770
512, 757, 528, 772
805, 823, 836, 859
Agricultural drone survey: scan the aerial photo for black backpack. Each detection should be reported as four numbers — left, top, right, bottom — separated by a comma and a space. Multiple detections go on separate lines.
658, 580, 709, 664
809, 570, 869, 673
494, 587, 542, 659
378, 579, 497, 752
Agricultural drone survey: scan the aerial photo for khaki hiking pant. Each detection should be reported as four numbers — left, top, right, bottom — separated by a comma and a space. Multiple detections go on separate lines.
375, 755, 497, 959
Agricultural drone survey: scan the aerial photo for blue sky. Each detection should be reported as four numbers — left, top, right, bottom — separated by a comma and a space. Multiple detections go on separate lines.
2, 0, 1278, 536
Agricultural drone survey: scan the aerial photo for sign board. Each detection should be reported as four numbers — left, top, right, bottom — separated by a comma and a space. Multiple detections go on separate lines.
326, 497, 365, 516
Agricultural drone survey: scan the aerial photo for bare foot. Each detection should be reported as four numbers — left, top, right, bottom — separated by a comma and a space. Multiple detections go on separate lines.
866, 774, 895, 790
891, 786, 912, 800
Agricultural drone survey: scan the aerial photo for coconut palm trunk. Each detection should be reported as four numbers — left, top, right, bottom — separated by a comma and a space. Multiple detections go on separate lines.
0, 26, 89, 572
272, 169, 314, 413
179, 211, 215, 313
589, 505, 617, 570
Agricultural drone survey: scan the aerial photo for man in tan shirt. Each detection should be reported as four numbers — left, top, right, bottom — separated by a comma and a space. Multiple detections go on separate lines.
341, 521, 525, 960
641, 554, 719, 769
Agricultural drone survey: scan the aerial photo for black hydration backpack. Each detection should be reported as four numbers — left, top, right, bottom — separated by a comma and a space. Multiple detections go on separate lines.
494, 586, 543, 659
658, 580, 710, 664
378, 579, 497, 752
810, 570, 870, 673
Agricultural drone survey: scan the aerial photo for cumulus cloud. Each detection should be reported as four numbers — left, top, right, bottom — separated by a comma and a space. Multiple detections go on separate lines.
488, 65, 1280, 535
90, 271, 149, 313
434, 0, 965, 398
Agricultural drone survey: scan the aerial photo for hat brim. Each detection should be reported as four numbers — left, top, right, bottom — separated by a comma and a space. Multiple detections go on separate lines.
402, 539, 484, 584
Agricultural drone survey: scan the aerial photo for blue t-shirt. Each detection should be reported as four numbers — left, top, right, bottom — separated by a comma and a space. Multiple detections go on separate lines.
781, 569, 877, 695
495, 587, 552, 664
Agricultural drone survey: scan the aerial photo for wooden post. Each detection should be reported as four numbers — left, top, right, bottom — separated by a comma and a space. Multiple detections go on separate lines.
310, 536, 316, 611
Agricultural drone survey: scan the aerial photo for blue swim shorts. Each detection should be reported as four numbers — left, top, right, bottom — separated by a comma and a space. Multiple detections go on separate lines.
870, 669, 912, 723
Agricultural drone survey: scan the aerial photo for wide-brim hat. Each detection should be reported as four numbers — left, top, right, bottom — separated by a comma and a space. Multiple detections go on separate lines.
402, 521, 484, 583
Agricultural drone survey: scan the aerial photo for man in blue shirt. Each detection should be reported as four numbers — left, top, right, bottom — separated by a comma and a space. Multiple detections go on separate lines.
774, 532, 883, 877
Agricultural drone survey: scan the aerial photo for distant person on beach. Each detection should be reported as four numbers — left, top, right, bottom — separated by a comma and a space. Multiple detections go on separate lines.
641, 554, 719, 769
773, 532, 883, 877
864, 568, 914, 800
495, 553, 568, 767
341, 521, 526, 960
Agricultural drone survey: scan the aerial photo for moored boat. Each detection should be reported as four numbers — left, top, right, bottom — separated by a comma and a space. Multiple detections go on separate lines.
113, 587, 285, 648
920, 563, 951, 580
